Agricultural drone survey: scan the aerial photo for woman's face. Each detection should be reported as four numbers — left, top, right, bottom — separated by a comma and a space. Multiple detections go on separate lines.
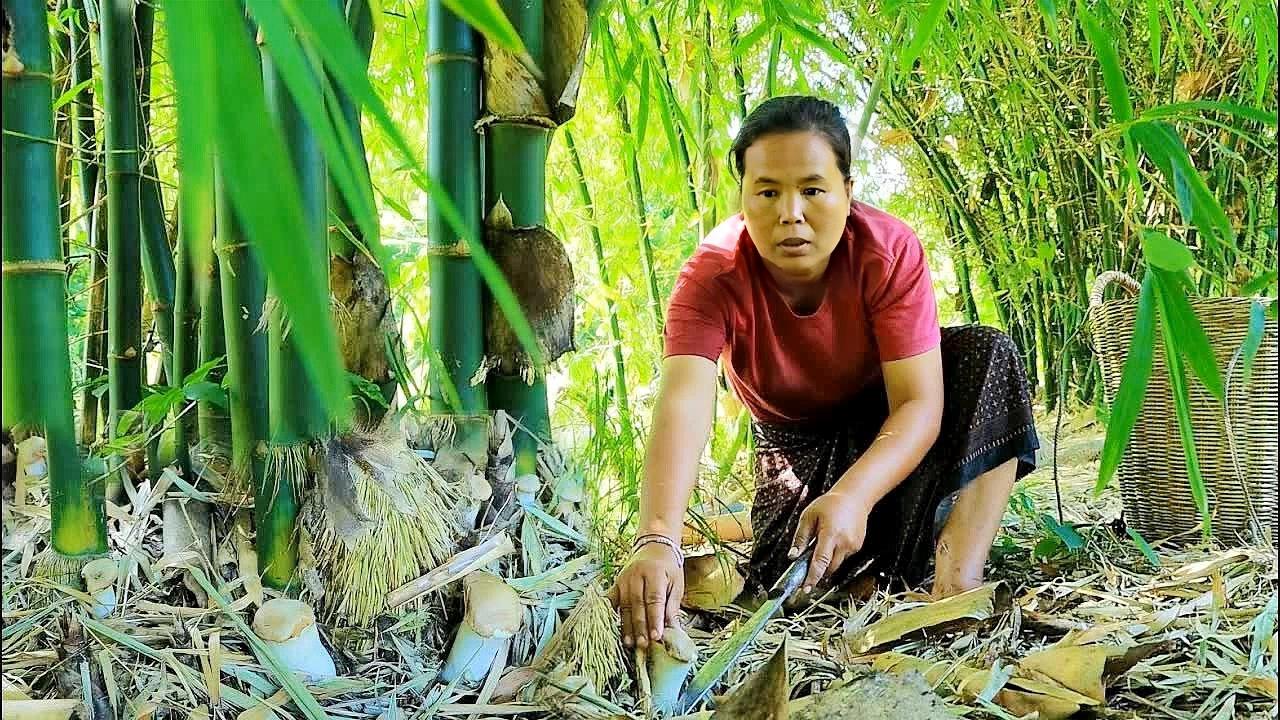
739, 131, 853, 283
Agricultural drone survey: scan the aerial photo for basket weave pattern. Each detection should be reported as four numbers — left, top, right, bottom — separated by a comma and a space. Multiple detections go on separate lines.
1088, 271, 1278, 544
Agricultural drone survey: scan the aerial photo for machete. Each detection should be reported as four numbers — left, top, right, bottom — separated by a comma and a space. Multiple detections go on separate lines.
674, 541, 815, 715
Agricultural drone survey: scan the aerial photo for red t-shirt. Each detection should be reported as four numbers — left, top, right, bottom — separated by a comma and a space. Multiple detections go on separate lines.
663, 200, 941, 423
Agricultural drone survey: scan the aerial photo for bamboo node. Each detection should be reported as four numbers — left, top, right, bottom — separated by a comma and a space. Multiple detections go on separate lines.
475, 113, 558, 131
426, 51, 480, 66
2, 260, 66, 275
425, 241, 471, 258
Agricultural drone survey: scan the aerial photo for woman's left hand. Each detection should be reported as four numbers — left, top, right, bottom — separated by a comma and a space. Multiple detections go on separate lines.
788, 490, 869, 593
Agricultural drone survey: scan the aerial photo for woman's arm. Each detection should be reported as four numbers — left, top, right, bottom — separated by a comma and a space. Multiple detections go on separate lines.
637, 355, 719, 539
831, 347, 944, 508
791, 346, 944, 589
611, 354, 718, 649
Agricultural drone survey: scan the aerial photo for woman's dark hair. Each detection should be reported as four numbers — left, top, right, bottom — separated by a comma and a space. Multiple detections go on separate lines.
729, 95, 852, 182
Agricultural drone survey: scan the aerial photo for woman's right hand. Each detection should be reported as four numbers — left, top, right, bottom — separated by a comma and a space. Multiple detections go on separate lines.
607, 542, 684, 649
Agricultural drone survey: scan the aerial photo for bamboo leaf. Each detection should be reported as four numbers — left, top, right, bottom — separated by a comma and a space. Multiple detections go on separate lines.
1036, 0, 1060, 46
246, 0, 380, 264
1096, 273, 1157, 493
1152, 276, 1211, 537
1140, 100, 1279, 127
1126, 526, 1162, 567
734, 20, 770, 57
785, 21, 854, 67
183, 382, 228, 409
1242, 299, 1267, 384
635, 59, 650, 148
1078, 1, 1133, 123
1152, 267, 1224, 401
1041, 514, 1084, 551
171, 0, 349, 424
1241, 268, 1277, 296
1140, 230, 1196, 272
52, 78, 93, 111
162, 0, 217, 302
1131, 120, 1236, 251
1145, 0, 1161, 73
275, 0, 543, 367
897, 0, 948, 75
439, 0, 538, 78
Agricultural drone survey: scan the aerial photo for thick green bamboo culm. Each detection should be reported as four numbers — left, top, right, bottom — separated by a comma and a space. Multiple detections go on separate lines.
485, 0, 551, 476
171, 217, 197, 480
197, 255, 231, 447
259, 36, 334, 590
134, 0, 177, 380
99, 0, 144, 446
216, 166, 269, 501
2, 0, 107, 559
427, 0, 488, 465
70, 0, 108, 445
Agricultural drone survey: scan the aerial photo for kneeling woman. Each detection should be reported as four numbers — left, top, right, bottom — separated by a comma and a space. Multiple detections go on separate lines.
610, 96, 1040, 650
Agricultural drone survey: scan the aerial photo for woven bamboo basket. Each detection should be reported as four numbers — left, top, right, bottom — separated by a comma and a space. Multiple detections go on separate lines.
1087, 271, 1278, 545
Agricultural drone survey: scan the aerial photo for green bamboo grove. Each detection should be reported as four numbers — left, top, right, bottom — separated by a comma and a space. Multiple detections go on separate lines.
4, 0, 1271, 601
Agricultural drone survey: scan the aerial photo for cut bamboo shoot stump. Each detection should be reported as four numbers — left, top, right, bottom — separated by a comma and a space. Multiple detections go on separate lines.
682, 553, 745, 610
648, 624, 697, 716
81, 558, 118, 619
440, 571, 524, 687
251, 599, 337, 682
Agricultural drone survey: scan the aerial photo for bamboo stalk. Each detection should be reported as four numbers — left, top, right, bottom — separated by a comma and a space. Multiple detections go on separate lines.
133, 0, 176, 379
483, 0, 553, 477
599, 32, 663, 336
215, 163, 268, 498
3, 0, 107, 560
426, 0, 489, 469
99, 0, 144, 451
258, 14, 336, 589
565, 129, 636, 447
69, 0, 107, 445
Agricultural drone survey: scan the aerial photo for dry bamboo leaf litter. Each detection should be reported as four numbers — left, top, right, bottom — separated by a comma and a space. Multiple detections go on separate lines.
4, 413, 1277, 718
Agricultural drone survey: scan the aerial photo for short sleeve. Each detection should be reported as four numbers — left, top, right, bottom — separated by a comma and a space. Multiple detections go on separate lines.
663, 269, 729, 362
865, 229, 941, 361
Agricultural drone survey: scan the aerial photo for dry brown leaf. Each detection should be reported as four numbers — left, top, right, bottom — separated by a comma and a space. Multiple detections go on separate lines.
710, 638, 790, 720
845, 582, 1009, 655
0, 699, 80, 720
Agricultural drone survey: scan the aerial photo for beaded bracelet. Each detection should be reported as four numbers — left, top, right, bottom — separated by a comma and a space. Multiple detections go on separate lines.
632, 533, 684, 567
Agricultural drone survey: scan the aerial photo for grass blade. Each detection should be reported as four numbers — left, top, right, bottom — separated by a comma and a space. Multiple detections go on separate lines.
1097, 273, 1157, 493
898, 0, 949, 75
1140, 230, 1196, 272
276, 0, 544, 367
1126, 526, 1162, 567
1153, 268, 1224, 401
1078, 1, 1133, 123
1152, 276, 1211, 538
1241, 299, 1267, 384
1131, 120, 1237, 252
189, 569, 333, 720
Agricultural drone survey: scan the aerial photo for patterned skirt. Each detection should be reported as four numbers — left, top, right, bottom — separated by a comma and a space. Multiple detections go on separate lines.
747, 325, 1040, 592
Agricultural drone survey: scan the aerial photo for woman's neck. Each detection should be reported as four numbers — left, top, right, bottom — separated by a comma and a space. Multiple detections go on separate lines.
763, 259, 830, 315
